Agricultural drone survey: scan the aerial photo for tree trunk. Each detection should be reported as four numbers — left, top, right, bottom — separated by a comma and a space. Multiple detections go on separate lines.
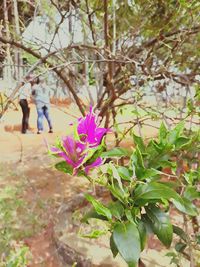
13, 0, 23, 80
3, 0, 13, 86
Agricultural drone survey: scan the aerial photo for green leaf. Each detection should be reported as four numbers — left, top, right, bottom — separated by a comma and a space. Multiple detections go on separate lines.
84, 142, 106, 165
125, 209, 135, 223
184, 186, 200, 201
134, 182, 197, 216
146, 206, 173, 247
141, 214, 154, 234
55, 161, 73, 175
131, 146, 145, 169
109, 163, 125, 193
133, 182, 179, 205
79, 144, 104, 167
146, 140, 159, 158
133, 134, 146, 153
175, 242, 187, 252
159, 181, 179, 189
101, 147, 130, 158
131, 146, 146, 179
184, 170, 199, 185
175, 137, 190, 149
149, 140, 163, 153
167, 121, 185, 144
108, 201, 124, 220
113, 222, 141, 267
110, 234, 118, 258
118, 166, 131, 181
85, 194, 112, 220
172, 197, 197, 216
159, 122, 168, 143
173, 225, 188, 242
81, 209, 107, 223
158, 160, 176, 169
81, 229, 107, 239
107, 184, 126, 204
137, 220, 147, 251
137, 168, 161, 180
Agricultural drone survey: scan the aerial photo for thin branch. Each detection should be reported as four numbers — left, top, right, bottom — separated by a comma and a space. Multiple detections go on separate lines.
133, 25, 200, 55
85, 0, 96, 45
0, 36, 85, 116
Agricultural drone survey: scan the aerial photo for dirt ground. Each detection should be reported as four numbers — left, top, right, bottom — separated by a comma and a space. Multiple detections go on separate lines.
0, 103, 190, 267
0, 103, 88, 267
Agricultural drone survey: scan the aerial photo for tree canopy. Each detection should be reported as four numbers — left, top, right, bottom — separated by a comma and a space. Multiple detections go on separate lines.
0, 0, 200, 125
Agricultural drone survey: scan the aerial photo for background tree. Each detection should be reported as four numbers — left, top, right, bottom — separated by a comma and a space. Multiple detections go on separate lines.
0, 0, 199, 133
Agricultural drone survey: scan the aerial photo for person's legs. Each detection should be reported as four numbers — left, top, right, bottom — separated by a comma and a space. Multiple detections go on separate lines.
26, 106, 30, 130
19, 99, 29, 133
36, 106, 44, 133
43, 106, 53, 132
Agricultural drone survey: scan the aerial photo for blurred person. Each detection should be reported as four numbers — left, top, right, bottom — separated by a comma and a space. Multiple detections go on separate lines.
32, 77, 53, 134
18, 77, 33, 134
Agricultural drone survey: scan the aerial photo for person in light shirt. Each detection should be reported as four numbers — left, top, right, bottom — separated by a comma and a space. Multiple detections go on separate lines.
32, 77, 53, 134
18, 78, 32, 134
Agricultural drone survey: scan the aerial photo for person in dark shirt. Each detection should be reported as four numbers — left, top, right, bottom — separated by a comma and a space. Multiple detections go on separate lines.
18, 78, 32, 134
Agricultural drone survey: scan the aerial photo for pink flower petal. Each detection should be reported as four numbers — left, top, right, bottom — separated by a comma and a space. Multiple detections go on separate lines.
85, 157, 103, 174
77, 107, 108, 147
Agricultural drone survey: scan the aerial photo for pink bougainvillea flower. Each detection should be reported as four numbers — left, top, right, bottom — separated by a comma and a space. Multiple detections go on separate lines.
50, 106, 109, 176
84, 157, 103, 174
77, 106, 109, 148
50, 135, 104, 175
50, 136, 87, 173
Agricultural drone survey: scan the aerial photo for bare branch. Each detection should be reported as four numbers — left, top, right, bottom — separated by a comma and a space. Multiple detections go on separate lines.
0, 36, 86, 116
